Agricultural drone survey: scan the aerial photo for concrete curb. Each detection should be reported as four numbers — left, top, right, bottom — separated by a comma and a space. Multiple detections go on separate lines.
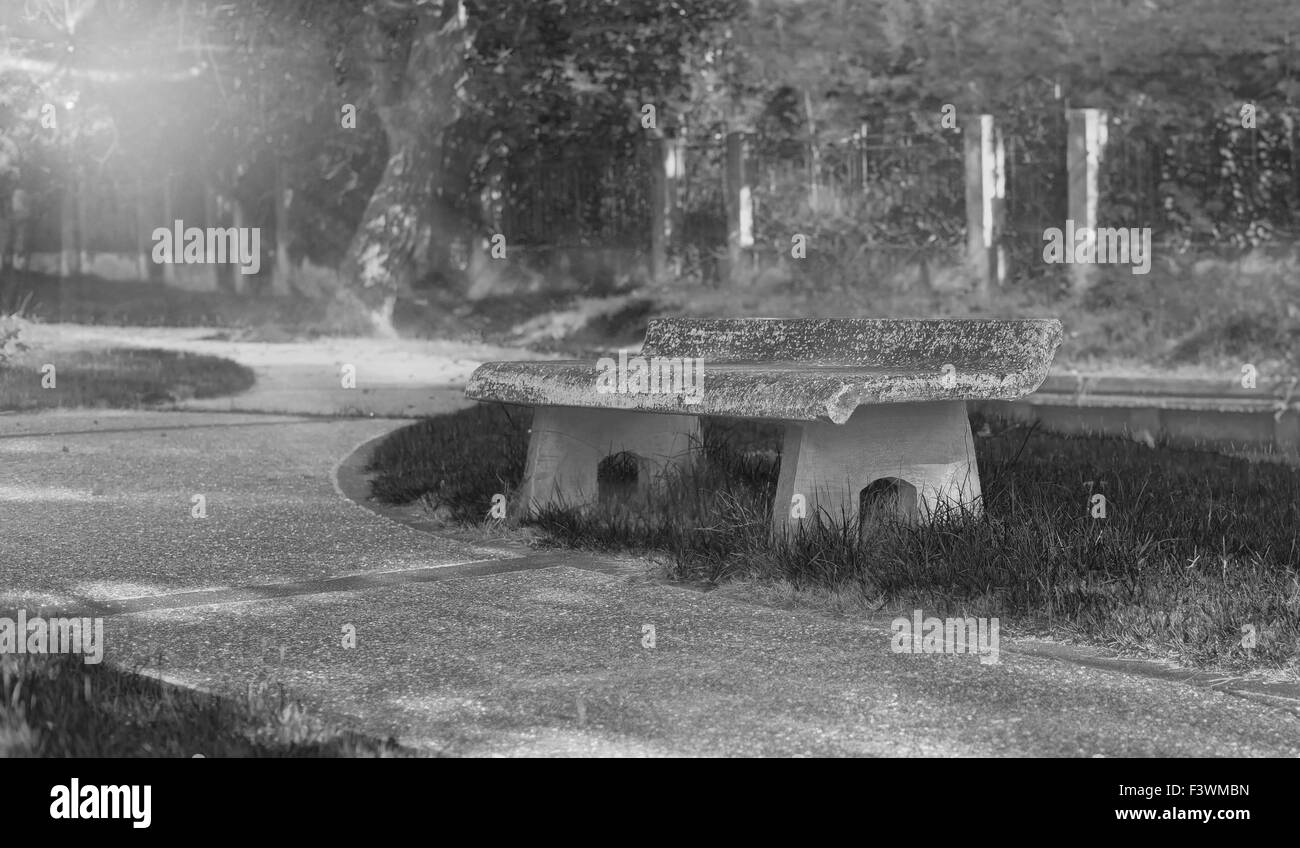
331, 428, 637, 573
976, 370, 1300, 458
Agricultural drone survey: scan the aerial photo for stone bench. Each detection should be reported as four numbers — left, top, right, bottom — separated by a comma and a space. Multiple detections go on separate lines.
464, 318, 1063, 533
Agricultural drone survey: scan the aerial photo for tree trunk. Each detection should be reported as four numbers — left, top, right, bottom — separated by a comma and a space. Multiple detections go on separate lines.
203, 180, 227, 292
161, 174, 176, 286
231, 196, 249, 295
135, 173, 152, 281
75, 168, 89, 273
59, 157, 79, 278
272, 158, 292, 296
339, 2, 469, 336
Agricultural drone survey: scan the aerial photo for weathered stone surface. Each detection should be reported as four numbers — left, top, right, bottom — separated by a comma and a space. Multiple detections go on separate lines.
774, 400, 982, 534
640, 318, 1060, 366
465, 318, 1062, 424
518, 407, 699, 514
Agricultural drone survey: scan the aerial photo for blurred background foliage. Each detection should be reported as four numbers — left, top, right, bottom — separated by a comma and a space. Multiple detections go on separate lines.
0, 0, 1298, 351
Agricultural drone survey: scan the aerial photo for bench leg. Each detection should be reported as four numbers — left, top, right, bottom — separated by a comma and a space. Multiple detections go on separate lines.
773, 400, 981, 537
517, 406, 700, 516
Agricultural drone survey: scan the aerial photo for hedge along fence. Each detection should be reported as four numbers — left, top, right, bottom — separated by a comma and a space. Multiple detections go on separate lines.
638, 114, 1029, 295
1102, 105, 1300, 250
494, 104, 1300, 295
495, 152, 653, 251
24, 104, 1300, 299
744, 124, 967, 291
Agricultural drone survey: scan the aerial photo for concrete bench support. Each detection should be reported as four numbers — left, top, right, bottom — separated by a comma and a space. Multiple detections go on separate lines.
519, 406, 700, 514
774, 400, 981, 535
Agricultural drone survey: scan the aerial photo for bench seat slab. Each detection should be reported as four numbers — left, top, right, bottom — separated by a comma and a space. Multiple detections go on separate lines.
468, 360, 1046, 424
773, 400, 981, 535
466, 318, 1064, 424
519, 406, 700, 515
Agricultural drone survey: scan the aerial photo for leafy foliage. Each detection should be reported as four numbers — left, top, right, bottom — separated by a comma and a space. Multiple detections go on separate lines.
0, 315, 27, 368
4, 0, 1300, 292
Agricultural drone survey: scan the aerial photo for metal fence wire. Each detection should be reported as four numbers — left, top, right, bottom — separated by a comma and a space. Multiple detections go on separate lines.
1103, 110, 1300, 248
743, 126, 965, 251
679, 137, 727, 257
499, 152, 651, 250
1004, 109, 1069, 278
23, 106, 1300, 273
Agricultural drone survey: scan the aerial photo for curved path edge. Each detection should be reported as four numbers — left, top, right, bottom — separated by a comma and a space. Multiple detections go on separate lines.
331, 428, 636, 575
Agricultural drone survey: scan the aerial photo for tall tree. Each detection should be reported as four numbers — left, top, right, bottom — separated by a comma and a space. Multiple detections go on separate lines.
327, 0, 473, 334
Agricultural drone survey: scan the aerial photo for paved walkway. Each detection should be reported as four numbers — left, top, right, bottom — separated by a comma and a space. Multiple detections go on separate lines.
2, 329, 1299, 755
17, 323, 554, 417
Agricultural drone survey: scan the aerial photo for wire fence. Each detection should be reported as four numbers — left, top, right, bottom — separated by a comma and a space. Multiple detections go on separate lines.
15, 106, 1300, 275
1003, 109, 1068, 278
493, 107, 1300, 274
1103, 110, 1300, 248
747, 128, 967, 247
498, 152, 651, 250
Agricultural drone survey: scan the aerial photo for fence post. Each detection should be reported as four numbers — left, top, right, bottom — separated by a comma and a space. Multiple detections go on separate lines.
648, 131, 683, 283
75, 171, 89, 274
858, 121, 869, 190
272, 158, 293, 296
134, 174, 152, 281
161, 174, 176, 286
203, 181, 225, 292
59, 162, 79, 279
724, 130, 754, 284
964, 113, 1006, 299
1067, 108, 1108, 293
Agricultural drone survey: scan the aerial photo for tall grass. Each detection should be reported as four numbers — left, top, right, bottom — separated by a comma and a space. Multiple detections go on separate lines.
0, 654, 411, 757
0, 348, 255, 411
368, 406, 1300, 673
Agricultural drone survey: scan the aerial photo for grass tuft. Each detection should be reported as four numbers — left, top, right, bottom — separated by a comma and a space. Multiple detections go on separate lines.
0, 654, 413, 757
0, 347, 255, 411
365, 402, 531, 518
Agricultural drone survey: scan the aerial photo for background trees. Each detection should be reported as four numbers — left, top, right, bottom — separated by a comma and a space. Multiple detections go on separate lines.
1, 0, 1298, 327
